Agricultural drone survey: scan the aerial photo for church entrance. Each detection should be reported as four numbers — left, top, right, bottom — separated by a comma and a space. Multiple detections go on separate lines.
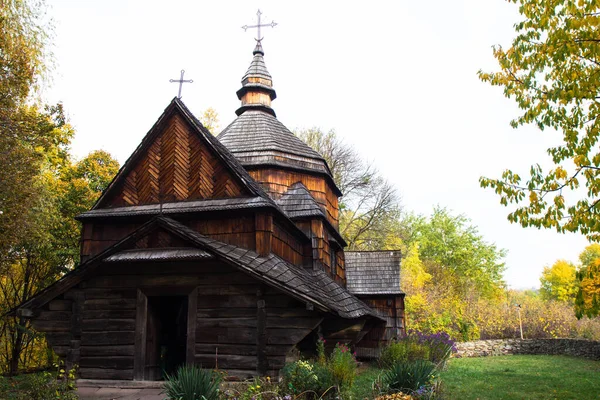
144, 296, 188, 380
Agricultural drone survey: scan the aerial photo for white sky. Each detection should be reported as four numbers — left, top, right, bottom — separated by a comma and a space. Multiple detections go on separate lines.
44, 0, 590, 289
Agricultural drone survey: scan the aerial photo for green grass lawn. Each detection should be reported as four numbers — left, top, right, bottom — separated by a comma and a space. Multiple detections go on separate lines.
439, 355, 600, 400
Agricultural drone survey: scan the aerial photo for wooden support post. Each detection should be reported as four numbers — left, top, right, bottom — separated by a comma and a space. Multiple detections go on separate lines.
186, 287, 198, 365
256, 287, 268, 375
134, 289, 148, 381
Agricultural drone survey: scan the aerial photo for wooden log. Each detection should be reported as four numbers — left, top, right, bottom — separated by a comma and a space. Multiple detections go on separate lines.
267, 328, 316, 345
84, 298, 137, 310
195, 327, 256, 344
81, 331, 135, 346
197, 295, 257, 308
80, 345, 135, 357
84, 288, 137, 300
195, 354, 257, 370
37, 311, 71, 321
46, 332, 73, 347
197, 318, 257, 329
83, 309, 136, 320
79, 356, 134, 369
196, 308, 316, 319
194, 344, 290, 356
79, 368, 133, 380
81, 319, 136, 332
49, 300, 72, 311
31, 320, 71, 332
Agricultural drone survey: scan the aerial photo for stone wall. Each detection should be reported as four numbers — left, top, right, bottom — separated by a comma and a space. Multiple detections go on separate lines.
455, 339, 600, 360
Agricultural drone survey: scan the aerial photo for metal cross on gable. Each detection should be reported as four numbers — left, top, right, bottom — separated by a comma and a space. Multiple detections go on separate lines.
169, 69, 193, 99
242, 9, 277, 41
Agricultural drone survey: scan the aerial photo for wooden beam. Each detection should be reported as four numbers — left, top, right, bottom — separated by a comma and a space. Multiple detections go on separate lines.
134, 289, 148, 381
187, 287, 198, 365
256, 287, 268, 375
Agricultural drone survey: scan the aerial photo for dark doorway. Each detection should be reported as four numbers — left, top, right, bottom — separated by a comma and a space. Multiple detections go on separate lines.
145, 296, 188, 380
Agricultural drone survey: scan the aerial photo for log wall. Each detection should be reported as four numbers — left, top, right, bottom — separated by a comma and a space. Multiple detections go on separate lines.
194, 270, 323, 378
33, 261, 324, 380
81, 216, 256, 261
248, 168, 339, 228
356, 295, 406, 349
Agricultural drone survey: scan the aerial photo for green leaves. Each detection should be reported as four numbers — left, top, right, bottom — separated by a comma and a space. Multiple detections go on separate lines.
480, 0, 600, 239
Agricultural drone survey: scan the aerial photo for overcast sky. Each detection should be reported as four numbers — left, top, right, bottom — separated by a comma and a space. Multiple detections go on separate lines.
44, 0, 591, 289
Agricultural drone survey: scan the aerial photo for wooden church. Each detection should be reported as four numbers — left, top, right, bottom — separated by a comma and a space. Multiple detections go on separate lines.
13, 38, 405, 381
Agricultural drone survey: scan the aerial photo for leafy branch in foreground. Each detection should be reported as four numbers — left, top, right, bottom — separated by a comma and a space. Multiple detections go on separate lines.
479, 0, 600, 240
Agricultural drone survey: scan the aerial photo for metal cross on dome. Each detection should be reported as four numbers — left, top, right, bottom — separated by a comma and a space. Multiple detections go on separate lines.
242, 9, 277, 41
169, 69, 193, 99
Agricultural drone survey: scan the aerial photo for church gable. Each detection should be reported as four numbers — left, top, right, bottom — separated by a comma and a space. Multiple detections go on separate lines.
96, 100, 250, 209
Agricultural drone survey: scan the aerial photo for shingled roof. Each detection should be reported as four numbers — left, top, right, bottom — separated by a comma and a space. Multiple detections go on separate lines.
345, 251, 403, 295
218, 110, 333, 177
277, 182, 325, 219
218, 42, 341, 195
15, 216, 380, 321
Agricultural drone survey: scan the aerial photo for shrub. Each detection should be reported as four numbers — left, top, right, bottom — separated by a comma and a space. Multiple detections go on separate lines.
383, 360, 435, 394
281, 344, 358, 399
162, 365, 221, 400
328, 343, 357, 390
0, 367, 78, 400
281, 360, 333, 398
380, 331, 455, 368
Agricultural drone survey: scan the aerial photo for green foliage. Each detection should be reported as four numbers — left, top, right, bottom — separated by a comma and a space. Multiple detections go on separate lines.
403, 207, 506, 297
163, 365, 221, 400
0, 364, 77, 400
383, 360, 435, 394
539, 260, 578, 302
281, 360, 334, 399
575, 244, 600, 318
328, 343, 357, 391
0, 0, 52, 109
478, 0, 600, 240
379, 332, 455, 370
379, 341, 430, 369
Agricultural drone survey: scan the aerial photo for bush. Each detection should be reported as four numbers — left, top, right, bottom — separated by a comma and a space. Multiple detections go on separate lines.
281, 360, 334, 399
383, 360, 435, 394
281, 342, 359, 399
380, 331, 455, 368
163, 365, 221, 400
328, 343, 357, 390
0, 367, 77, 400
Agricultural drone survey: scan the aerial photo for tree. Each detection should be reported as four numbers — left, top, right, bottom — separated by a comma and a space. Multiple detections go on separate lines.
0, 0, 53, 260
295, 128, 402, 250
403, 207, 507, 298
575, 244, 600, 318
200, 107, 220, 135
0, 0, 51, 110
478, 0, 600, 240
579, 243, 600, 267
539, 259, 578, 302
